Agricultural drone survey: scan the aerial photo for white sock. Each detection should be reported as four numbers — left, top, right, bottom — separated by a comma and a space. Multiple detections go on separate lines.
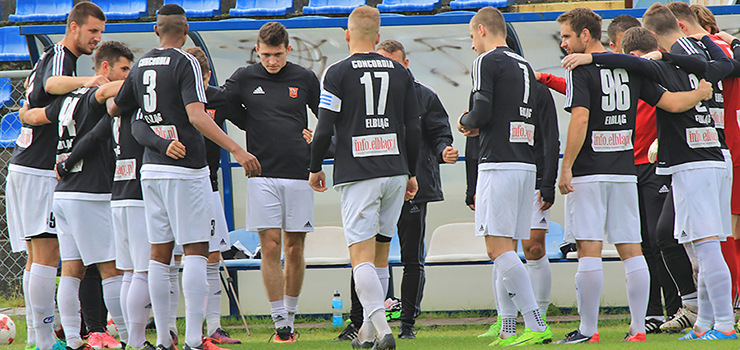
23, 269, 36, 346
103, 275, 127, 344
526, 256, 552, 315
623, 256, 649, 335
695, 275, 713, 333
149, 260, 172, 347
376, 266, 390, 299
58, 276, 83, 348
205, 262, 221, 337
575, 257, 602, 337
494, 263, 517, 337
127, 273, 150, 349
169, 264, 180, 334
182, 255, 208, 348
284, 295, 299, 330
30, 264, 57, 350
358, 309, 375, 343
693, 240, 734, 333
270, 300, 289, 329
496, 251, 545, 332
353, 262, 391, 337
120, 272, 133, 344
682, 292, 698, 308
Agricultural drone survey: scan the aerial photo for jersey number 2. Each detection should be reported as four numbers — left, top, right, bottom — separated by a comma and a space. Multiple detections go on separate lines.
359, 71, 389, 116
143, 70, 157, 113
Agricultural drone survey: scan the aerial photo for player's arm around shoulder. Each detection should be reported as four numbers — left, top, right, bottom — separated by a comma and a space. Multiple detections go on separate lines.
655, 79, 713, 113
94, 80, 125, 104
18, 100, 51, 126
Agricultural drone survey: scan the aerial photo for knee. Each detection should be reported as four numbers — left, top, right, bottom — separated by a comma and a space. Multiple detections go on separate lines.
524, 244, 546, 260
284, 242, 305, 261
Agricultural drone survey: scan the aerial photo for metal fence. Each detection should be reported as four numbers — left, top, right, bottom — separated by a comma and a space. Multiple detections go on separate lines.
0, 69, 31, 297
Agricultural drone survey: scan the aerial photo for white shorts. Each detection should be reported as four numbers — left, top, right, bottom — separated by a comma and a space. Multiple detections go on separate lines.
6, 170, 57, 252
338, 175, 406, 246
475, 169, 535, 239
141, 177, 214, 246
112, 205, 151, 272
530, 189, 550, 231
564, 181, 641, 244
672, 167, 731, 244
246, 177, 314, 233
209, 190, 230, 253
54, 199, 116, 265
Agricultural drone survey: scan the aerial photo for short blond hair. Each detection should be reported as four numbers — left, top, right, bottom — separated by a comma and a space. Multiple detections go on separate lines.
348, 5, 380, 42
643, 3, 682, 36
471, 7, 506, 38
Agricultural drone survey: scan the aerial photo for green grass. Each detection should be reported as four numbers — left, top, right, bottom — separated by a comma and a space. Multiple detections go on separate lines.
3, 317, 739, 350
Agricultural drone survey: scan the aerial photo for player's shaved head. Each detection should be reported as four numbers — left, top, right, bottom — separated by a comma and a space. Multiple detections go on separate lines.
348, 5, 380, 42
607, 15, 641, 45
471, 7, 506, 39
666, 2, 699, 26
377, 39, 406, 60
557, 7, 602, 42
157, 4, 188, 38
184, 46, 210, 77
690, 4, 719, 34
642, 3, 682, 37
621, 27, 659, 54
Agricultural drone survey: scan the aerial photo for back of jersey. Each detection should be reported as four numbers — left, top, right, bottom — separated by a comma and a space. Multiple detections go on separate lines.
115, 48, 208, 170
320, 52, 420, 185
474, 47, 537, 168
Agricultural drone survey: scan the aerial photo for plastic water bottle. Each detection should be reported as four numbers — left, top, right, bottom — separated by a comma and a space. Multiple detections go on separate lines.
332, 290, 343, 327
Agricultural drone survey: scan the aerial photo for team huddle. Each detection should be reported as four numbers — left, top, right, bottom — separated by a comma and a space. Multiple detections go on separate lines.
5, 1, 740, 350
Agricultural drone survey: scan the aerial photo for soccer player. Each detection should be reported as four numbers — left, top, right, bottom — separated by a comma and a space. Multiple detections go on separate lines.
6, 3, 107, 350
18, 41, 133, 350
219, 21, 320, 343
555, 7, 716, 343
666, 0, 740, 310
108, 5, 258, 350
309, 6, 421, 350
334, 39, 457, 341
457, 6, 553, 346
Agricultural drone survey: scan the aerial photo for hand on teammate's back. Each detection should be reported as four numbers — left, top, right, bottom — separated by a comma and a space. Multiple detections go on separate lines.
234, 148, 261, 177
642, 51, 663, 60
405, 177, 418, 201
716, 31, 737, 44
83, 75, 110, 88
308, 171, 327, 192
166, 140, 186, 159
561, 53, 593, 71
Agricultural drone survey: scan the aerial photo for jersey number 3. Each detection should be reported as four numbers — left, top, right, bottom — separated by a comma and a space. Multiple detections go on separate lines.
143, 70, 158, 113
359, 71, 390, 116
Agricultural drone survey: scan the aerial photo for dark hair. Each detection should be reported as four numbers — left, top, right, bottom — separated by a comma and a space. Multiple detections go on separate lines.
93, 41, 134, 70
67, 2, 106, 28
690, 4, 719, 34
557, 7, 603, 42
471, 7, 506, 38
157, 4, 188, 37
184, 46, 210, 77
621, 27, 659, 54
643, 3, 682, 36
607, 15, 641, 44
377, 39, 406, 60
258, 22, 289, 48
666, 1, 698, 25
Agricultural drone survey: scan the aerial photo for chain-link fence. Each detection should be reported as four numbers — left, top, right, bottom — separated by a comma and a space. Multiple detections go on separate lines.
0, 69, 32, 298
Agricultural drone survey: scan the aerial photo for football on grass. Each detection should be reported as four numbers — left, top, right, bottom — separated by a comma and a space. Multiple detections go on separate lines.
0, 314, 16, 345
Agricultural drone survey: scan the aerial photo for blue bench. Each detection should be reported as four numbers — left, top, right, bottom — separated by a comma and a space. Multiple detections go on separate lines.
0, 27, 30, 62
378, 0, 441, 13
0, 79, 13, 109
92, 0, 148, 20
229, 0, 295, 17
9, 0, 72, 22
0, 112, 21, 148
164, 0, 221, 18
303, 0, 366, 15
449, 0, 513, 10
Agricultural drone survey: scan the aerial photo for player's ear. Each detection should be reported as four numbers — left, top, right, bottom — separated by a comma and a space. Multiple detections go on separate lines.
286, 45, 292, 54
403, 58, 409, 68
345, 29, 350, 43
478, 24, 486, 37
154, 25, 160, 37
609, 42, 617, 52
375, 33, 380, 46
255, 43, 260, 53
184, 23, 189, 36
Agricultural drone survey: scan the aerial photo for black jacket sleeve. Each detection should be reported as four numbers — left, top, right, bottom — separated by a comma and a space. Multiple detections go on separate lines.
309, 110, 336, 173
459, 90, 493, 129
57, 114, 113, 178
536, 84, 560, 204
131, 118, 171, 155
698, 35, 734, 83
465, 136, 479, 206
659, 52, 710, 76
421, 89, 453, 163
591, 53, 662, 81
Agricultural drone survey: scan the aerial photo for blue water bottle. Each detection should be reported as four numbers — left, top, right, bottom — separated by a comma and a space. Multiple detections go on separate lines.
332, 290, 343, 327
